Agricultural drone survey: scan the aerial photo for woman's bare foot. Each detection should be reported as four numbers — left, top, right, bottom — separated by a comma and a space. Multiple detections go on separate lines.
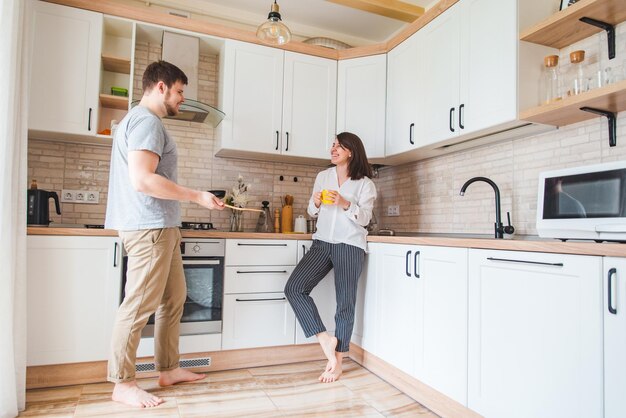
158, 367, 206, 387
317, 332, 338, 372
112, 381, 163, 408
319, 352, 343, 383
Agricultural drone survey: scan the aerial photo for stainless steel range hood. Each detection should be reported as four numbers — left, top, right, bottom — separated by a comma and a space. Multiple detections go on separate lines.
155, 31, 225, 127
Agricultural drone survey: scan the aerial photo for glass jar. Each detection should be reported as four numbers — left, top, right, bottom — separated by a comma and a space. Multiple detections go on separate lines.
541, 55, 562, 105
569, 50, 587, 96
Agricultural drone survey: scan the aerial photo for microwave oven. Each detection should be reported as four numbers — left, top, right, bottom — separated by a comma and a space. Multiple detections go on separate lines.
537, 160, 626, 242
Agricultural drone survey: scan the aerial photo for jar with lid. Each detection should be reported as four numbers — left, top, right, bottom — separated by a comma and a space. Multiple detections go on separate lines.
568, 50, 587, 96
541, 55, 562, 105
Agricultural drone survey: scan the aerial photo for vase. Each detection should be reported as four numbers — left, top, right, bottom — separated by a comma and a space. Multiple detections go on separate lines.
229, 210, 244, 232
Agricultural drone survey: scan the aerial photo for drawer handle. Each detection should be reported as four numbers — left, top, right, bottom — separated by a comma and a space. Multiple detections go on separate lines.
235, 297, 286, 302
235, 270, 288, 274
237, 243, 288, 247
608, 267, 617, 314
486, 257, 564, 267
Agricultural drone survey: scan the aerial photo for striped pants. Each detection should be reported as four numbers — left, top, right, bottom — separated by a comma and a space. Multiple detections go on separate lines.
284, 240, 365, 352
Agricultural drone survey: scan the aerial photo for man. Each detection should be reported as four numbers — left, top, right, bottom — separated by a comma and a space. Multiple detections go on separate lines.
105, 60, 224, 408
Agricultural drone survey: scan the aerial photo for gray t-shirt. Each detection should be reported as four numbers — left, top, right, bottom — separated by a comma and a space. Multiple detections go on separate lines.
105, 106, 180, 230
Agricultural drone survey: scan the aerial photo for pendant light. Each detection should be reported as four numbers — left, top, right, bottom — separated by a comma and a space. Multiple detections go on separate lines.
256, 1, 291, 45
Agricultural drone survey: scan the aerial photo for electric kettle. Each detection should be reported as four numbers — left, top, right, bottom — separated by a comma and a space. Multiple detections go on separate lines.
27, 183, 61, 226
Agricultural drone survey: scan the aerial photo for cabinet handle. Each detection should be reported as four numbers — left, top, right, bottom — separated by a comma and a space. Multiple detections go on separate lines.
449, 107, 455, 132
302, 244, 307, 256
459, 104, 465, 129
275, 131, 279, 150
113, 242, 118, 267
414, 250, 420, 278
405, 250, 411, 277
409, 123, 415, 145
486, 257, 564, 267
88, 108, 92, 131
235, 270, 288, 274
235, 297, 286, 302
237, 243, 287, 247
608, 267, 617, 314
285, 132, 289, 151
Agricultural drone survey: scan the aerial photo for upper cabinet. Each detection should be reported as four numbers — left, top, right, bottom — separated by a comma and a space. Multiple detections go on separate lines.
336, 55, 386, 160
28, 1, 102, 138
217, 40, 337, 163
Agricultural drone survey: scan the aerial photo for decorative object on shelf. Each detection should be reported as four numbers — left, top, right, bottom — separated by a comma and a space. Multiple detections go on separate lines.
560, 0, 580, 11
226, 174, 251, 232
256, 1, 291, 46
568, 50, 587, 96
541, 54, 562, 105
110, 86, 128, 97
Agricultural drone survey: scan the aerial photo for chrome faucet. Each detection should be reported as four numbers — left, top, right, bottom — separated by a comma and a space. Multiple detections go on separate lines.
459, 176, 515, 239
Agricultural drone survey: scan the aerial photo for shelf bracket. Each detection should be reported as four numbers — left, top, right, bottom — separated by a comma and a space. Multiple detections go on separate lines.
579, 17, 615, 59
580, 107, 617, 147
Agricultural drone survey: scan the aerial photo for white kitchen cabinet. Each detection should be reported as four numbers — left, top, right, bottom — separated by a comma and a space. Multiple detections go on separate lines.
28, 1, 102, 137
353, 243, 380, 354
27, 235, 122, 366
294, 240, 336, 344
468, 249, 603, 418
217, 40, 336, 162
336, 55, 386, 159
604, 257, 626, 418
222, 239, 297, 349
385, 31, 423, 157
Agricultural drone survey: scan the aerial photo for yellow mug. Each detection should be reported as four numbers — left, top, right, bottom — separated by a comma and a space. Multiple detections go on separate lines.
321, 189, 333, 205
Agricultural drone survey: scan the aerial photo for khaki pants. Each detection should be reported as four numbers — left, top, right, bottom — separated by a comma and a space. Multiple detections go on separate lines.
108, 228, 186, 383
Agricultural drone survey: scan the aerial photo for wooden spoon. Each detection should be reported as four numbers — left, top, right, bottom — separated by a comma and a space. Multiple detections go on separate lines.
223, 203, 263, 212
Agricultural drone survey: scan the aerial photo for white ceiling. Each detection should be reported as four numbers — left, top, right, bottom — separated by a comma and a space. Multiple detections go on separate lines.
139, 0, 435, 46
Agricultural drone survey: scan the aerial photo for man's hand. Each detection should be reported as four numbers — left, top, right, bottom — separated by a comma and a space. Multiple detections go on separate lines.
197, 191, 225, 210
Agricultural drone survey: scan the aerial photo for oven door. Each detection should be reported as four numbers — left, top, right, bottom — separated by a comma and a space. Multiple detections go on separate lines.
122, 256, 224, 336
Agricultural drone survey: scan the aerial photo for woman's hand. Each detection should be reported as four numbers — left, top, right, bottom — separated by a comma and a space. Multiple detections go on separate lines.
326, 190, 351, 211
313, 191, 322, 208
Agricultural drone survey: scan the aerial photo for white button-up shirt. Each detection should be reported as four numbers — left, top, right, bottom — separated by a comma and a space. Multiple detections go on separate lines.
308, 167, 377, 251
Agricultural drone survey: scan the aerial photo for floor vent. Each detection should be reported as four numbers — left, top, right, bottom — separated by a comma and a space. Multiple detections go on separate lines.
135, 357, 211, 373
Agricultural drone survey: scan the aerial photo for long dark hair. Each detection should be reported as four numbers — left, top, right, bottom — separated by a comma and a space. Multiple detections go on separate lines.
336, 132, 373, 180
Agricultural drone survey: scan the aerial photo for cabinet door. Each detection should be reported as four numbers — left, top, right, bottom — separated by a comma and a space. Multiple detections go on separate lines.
225, 239, 297, 266
375, 244, 419, 375
294, 241, 336, 344
459, 0, 517, 136
29, 1, 102, 136
468, 249, 603, 418
604, 257, 626, 418
415, 245, 468, 405
337, 55, 386, 159
420, 4, 461, 146
222, 292, 295, 349
282, 52, 336, 159
27, 236, 122, 366
385, 32, 422, 157
354, 243, 380, 354
219, 40, 284, 155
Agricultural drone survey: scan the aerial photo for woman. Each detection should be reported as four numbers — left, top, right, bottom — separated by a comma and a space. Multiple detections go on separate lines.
284, 132, 376, 383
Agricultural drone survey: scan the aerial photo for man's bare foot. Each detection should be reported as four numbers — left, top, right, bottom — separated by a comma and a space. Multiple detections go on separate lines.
158, 367, 206, 387
112, 381, 163, 408
319, 353, 343, 383
317, 332, 338, 372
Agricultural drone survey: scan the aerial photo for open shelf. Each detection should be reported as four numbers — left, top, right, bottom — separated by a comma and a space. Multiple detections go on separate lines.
520, 0, 626, 49
101, 54, 131, 74
520, 79, 626, 126
99, 93, 128, 110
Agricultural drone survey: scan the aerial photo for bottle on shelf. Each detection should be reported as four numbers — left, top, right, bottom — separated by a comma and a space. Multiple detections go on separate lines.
568, 50, 587, 96
541, 55, 562, 105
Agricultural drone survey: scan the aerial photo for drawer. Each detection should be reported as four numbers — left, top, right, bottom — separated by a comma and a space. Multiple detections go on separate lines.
224, 266, 294, 294
226, 239, 297, 266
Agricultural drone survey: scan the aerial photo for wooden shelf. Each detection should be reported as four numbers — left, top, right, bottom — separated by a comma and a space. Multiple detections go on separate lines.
99, 93, 128, 110
520, 79, 626, 126
101, 54, 131, 74
520, 0, 626, 48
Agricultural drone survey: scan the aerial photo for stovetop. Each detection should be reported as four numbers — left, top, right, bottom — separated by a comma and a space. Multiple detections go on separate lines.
180, 222, 215, 230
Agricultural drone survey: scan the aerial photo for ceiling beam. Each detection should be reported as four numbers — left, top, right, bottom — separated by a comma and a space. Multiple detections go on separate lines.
326, 0, 425, 23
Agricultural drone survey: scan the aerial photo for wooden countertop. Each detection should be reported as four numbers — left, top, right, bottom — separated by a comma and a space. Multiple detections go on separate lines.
27, 227, 626, 257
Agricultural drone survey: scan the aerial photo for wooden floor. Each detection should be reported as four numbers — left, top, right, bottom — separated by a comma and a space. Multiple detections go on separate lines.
19, 359, 439, 417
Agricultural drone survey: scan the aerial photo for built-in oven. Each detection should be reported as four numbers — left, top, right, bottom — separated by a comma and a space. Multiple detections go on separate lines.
537, 160, 626, 242
121, 238, 225, 336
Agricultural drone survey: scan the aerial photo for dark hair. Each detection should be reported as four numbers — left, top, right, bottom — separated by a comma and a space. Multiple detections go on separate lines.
336, 132, 373, 180
142, 60, 188, 92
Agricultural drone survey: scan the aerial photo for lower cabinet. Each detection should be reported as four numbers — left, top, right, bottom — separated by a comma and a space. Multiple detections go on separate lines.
27, 235, 122, 365
468, 249, 603, 418
353, 243, 380, 353
604, 257, 626, 418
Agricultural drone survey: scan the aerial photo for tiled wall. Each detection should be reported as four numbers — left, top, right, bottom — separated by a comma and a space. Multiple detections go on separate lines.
28, 27, 626, 235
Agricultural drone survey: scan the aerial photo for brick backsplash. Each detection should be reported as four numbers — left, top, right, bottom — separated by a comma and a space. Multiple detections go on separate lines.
28, 30, 626, 235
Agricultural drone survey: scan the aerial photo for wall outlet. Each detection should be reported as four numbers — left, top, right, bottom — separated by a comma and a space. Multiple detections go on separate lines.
387, 205, 400, 216
61, 189, 99, 204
